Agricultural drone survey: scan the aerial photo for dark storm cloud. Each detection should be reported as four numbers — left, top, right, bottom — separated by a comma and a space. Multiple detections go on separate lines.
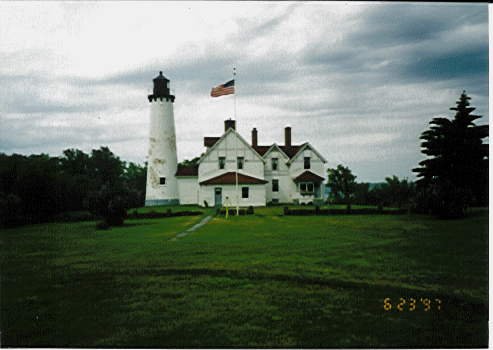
1, 117, 141, 151
403, 47, 488, 81
3, 75, 110, 114
346, 3, 487, 49
302, 3, 488, 83
98, 52, 295, 98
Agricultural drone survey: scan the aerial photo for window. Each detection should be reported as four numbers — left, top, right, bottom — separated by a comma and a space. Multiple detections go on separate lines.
299, 182, 315, 194
307, 183, 314, 192
304, 157, 310, 169
160, 177, 166, 185
242, 187, 249, 199
272, 158, 278, 171
219, 157, 225, 169
237, 157, 244, 170
272, 179, 279, 192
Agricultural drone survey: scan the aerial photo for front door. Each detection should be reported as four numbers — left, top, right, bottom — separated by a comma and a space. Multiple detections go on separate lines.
215, 188, 222, 207
315, 183, 321, 198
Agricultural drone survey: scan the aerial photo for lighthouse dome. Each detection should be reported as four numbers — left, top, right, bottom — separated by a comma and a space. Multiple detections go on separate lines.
149, 71, 175, 102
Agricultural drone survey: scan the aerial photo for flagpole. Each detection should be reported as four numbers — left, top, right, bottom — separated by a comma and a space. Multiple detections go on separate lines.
234, 67, 239, 216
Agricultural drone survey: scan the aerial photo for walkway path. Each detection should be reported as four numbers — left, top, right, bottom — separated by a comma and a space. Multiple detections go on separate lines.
171, 210, 214, 241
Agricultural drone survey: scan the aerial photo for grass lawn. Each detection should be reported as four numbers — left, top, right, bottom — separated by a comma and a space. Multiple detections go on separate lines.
1, 208, 488, 347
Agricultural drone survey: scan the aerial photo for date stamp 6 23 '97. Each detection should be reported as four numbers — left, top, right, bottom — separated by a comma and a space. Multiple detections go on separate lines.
383, 298, 442, 311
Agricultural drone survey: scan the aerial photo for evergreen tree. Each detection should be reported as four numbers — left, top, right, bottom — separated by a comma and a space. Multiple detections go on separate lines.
412, 91, 488, 215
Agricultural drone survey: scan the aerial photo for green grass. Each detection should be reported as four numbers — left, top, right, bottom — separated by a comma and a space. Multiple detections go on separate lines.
2, 208, 488, 347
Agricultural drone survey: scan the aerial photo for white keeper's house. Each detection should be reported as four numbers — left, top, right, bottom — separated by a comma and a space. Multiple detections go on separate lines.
145, 71, 327, 207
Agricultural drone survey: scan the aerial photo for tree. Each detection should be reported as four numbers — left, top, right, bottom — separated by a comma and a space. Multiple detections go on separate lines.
412, 91, 488, 216
380, 175, 416, 208
327, 165, 357, 207
123, 162, 147, 208
179, 153, 204, 167
88, 147, 126, 191
84, 181, 141, 228
353, 182, 371, 205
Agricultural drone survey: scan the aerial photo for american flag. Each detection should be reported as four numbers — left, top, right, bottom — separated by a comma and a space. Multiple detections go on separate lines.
210, 79, 235, 97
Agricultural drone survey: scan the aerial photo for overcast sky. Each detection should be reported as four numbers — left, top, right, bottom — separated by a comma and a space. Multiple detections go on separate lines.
1, 2, 488, 183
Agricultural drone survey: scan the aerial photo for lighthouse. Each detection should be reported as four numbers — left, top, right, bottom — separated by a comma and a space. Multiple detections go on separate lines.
145, 71, 179, 206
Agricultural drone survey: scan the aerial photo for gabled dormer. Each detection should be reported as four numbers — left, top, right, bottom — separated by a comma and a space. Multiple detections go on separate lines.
197, 120, 266, 183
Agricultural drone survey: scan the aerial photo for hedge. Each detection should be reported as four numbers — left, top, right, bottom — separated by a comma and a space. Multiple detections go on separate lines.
283, 207, 407, 216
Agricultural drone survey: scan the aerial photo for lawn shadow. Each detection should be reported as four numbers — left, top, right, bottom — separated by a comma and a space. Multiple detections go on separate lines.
123, 222, 154, 228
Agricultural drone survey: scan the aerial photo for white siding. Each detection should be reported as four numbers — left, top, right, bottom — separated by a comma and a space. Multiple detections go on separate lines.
289, 146, 326, 204
200, 184, 266, 207
198, 130, 264, 183
177, 177, 199, 205
263, 147, 292, 204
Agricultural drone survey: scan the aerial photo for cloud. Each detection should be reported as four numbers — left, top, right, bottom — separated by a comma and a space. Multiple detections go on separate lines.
0, 2, 488, 182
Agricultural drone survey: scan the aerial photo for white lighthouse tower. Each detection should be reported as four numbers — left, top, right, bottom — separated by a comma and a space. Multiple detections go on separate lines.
145, 71, 179, 206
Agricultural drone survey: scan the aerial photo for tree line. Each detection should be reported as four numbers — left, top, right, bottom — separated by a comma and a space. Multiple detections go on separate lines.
327, 91, 488, 218
1, 91, 488, 226
0, 147, 146, 227
327, 168, 416, 208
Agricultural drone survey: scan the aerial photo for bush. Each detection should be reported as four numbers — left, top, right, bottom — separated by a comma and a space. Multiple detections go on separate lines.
411, 180, 471, 219
96, 220, 110, 230
247, 206, 254, 215
284, 206, 290, 215
204, 200, 209, 208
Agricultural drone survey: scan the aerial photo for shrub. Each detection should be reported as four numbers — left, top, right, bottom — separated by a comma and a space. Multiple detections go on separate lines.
204, 200, 209, 208
96, 220, 110, 230
346, 204, 351, 214
247, 206, 254, 215
166, 209, 172, 217
284, 206, 290, 215
377, 203, 383, 213
411, 180, 471, 219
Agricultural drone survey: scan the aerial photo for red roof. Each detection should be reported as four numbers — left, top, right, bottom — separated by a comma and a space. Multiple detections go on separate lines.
199, 172, 268, 185
251, 144, 306, 159
204, 134, 307, 159
175, 164, 198, 177
279, 144, 306, 159
204, 137, 220, 148
293, 171, 325, 183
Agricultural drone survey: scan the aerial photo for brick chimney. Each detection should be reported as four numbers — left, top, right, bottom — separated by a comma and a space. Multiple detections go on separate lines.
224, 119, 236, 132
284, 126, 291, 147
252, 127, 258, 147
